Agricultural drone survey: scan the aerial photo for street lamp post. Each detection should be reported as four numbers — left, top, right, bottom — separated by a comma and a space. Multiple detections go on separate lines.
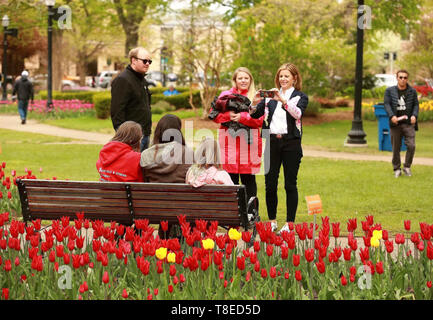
345, 0, 367, 146
46, 0, 56, 110
2, 15, 10, 102
1, 15, 18, 102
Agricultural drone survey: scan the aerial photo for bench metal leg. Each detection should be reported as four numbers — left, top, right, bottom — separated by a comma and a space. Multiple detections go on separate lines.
246, 197, 260, 248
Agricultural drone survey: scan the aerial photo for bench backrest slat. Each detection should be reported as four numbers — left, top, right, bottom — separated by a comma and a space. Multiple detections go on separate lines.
17, 179, 248, 228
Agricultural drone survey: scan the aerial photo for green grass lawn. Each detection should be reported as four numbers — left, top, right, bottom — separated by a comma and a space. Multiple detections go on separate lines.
38, 108, 204, 135
1, 128, 432, 234
302, 120, 433, 158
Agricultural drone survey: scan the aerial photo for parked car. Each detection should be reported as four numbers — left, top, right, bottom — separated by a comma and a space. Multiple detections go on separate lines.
374, 74, 397, 88
61, 79, 81, 90
145, 71, 163, 87
95, 70, 119, 88
413, 79, 433, 97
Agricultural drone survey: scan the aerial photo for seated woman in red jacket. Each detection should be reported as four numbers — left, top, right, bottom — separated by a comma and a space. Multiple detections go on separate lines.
96, 121, 143, 182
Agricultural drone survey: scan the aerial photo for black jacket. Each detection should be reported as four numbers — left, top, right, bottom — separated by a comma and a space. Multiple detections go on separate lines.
110, 65, 152, 136
13, 77, 34, 101
384, 84, 419, 128
250, 89, 308, 139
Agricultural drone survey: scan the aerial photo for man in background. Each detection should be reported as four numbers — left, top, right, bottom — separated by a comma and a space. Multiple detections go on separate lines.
111, 47, 152, 151
384, 70, 419, 178
12, 70, 34, 125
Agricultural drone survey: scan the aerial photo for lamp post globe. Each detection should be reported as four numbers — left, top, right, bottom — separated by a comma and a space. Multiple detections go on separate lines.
2, 15, 9, 28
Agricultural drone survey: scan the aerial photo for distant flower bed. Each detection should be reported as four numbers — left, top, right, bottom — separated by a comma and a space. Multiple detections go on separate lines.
362, 101, 433, 122
0, 100, 95, 119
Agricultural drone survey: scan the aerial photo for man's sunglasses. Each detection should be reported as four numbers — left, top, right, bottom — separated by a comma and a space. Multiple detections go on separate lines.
134, 57, 152, 65
398, 76, 408, 80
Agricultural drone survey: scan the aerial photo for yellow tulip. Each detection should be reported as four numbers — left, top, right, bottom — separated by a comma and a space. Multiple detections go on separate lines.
228, 228, 241, 241
202, 238, 215, 250
155, 247, 167, 260
372, 229, 383, 240
167, 252, 176, 263
370, 237, 380, 247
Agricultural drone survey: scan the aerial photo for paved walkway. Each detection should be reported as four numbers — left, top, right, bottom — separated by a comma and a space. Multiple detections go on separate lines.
2, 114, 433, 166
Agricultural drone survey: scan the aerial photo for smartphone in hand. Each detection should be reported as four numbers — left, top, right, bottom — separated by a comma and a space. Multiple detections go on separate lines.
259, 90, 275, 98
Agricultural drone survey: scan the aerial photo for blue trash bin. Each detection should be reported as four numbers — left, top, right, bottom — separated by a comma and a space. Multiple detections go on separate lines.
374, 103, 406, 152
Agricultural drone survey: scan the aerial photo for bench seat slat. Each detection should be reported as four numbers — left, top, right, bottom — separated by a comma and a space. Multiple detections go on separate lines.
26, 188, 126, 199
23, 180, 242, 193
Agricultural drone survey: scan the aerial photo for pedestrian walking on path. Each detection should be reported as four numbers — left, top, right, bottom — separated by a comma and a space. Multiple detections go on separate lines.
12, 71, 34, 125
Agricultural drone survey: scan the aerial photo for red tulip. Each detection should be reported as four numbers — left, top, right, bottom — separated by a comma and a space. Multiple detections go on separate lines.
343, 248, 352, 261
242, 231, 252, 243
168, 285, 173, 294
7, 191, 12, 199
404, 220, 411, 231
246, 271, 251, 282
147, 294, 153, 300
417, 241, 425, 252
295, 270, 302, 281
249, 252, 257, 264
315, 259, 325, 274
1, 288, 9, 300
161, 220, 168, 232
266, 245, 274, 257
260, 268, 268, 279
427, 242, 433, 260
270, 267, 277, 279
253, 241, 260, 252
4, 259, 11, 272
341, 275, 348, 286
385, 240, 394, 253
254, 261, 260, 273
237, 256, 246, 271
359, 248, 369, 262
293, 254, 300, 267
304, 248, 314, 262
102, 271, 109, 284
281, 246, 289, 260
332, 222, 340, 238
350, 274, 356, 283
347, 218, 357, 233
395, 233, 405, 244
375, 261, 384, 274
14, 257, 20, 267
427, 281, 432, 288
154, 288, 159, 296
179, 274, 186, 283
382, 229, 389, 241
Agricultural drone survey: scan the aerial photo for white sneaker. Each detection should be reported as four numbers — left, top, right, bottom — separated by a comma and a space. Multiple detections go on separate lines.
279, 224, 290, 234
270, 221, 278, 232
394, 169, 402, 178
403, 167, 412, 177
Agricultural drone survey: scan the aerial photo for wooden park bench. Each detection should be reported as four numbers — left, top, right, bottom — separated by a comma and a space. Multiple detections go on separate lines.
16, 179, 259, 243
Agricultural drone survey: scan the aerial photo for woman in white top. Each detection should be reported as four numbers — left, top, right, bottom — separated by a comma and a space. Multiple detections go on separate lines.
250, 63, 308, 233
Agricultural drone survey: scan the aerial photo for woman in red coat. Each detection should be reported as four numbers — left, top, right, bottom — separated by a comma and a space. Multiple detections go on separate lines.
209, 67, 264, 206
96, 121, 143, 182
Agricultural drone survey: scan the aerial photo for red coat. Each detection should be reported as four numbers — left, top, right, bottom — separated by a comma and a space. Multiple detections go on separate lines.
96, 141, 143, 182
212, 87, 264, 174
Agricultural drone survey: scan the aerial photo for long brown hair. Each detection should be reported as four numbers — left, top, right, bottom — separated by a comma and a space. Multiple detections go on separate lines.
274, 63, 302, 91
152, 114, 185, 146
111, 121, 142, 151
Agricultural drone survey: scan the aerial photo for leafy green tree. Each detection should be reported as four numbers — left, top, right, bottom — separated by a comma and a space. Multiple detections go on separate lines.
112, 0, 168, 57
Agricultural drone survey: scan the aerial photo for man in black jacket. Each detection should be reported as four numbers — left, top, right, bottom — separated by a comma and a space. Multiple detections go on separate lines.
111, 47, 152, 151
384, 70, 419, 178
12, 71, 34, 125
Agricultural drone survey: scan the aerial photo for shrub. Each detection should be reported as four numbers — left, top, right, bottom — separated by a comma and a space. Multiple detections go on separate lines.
93, 92, 111, 119
39, 90, 96, 103
152, 90, 201, 110
152, 100, 175, 112
362, 89, 373, 99
304, 98, 321, 117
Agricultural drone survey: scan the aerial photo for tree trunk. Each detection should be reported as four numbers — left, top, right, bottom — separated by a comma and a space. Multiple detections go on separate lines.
124, 28, 139, 57
77, 52, 87, 86
52, 29, 63, 91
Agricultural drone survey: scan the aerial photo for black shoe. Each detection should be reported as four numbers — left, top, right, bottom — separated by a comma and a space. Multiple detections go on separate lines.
21, 119, 26, 125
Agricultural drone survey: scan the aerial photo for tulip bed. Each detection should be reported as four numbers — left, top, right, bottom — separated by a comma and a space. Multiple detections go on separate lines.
0, 100, 95, 120
1, 163, 433, 300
